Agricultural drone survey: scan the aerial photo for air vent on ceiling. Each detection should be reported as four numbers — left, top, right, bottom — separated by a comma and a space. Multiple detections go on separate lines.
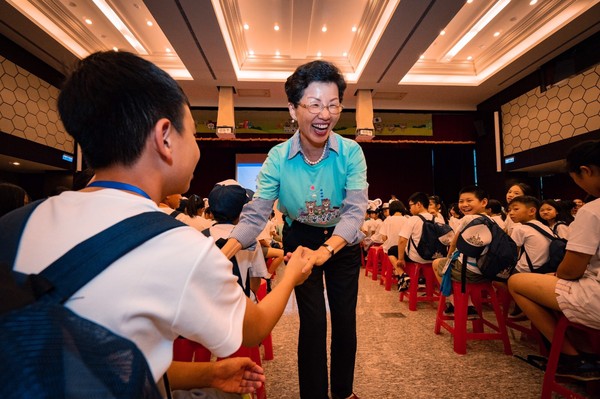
237, 89, 271, 97
373, 92, 407, 100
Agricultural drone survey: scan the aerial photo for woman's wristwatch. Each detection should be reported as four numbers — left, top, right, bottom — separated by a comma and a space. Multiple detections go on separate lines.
321, 243, 335, 257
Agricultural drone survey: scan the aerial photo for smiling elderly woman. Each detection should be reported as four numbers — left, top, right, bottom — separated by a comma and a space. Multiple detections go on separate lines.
222, 60, 368, 399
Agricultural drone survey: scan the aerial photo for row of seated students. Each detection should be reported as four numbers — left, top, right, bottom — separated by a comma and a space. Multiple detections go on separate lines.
359, 139, 600, 382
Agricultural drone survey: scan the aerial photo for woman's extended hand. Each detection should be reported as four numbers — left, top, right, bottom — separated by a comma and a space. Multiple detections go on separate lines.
285, 246, 314, 284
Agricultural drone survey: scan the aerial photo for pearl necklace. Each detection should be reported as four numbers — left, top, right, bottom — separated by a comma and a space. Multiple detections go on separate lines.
302, 142, 328, 166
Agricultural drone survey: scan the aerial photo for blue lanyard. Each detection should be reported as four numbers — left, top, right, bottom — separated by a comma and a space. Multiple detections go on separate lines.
87, 181, 152, 200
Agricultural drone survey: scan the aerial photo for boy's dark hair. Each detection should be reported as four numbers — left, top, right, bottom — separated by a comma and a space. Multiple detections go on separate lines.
486, 199, 505, 215
58, 51, 189, 169
389, 200, 408, 215
408, 192, 429, 208
508, 195, 540, 209
285, 60, 347, 105
566, 140, 600, 173
459, 185, 488, 201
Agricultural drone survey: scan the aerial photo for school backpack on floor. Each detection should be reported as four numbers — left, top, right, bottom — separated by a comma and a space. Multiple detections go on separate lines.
409, 214, 454, 260
455, 216, 518, 281
521, 222, 567, 274
0, 201, 185, 399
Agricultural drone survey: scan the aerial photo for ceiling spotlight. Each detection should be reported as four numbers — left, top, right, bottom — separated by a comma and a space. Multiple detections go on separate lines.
322, 25, 327, 32
343, 52, 348, 57
166, 48, 171, 53
494, 31, 500, 37
275, 50, 280, 56
467, 55, 473, 60
440, 30, 446, 36
10, 162, 20, 166
146, 20, 153, 26
243, 23, 249, 30
249, 50, 254, 56
85, 18, 92, 24
467, 0, 473, 3
419, 54, 425, 60
317, 52, 322, 57
113, 47, 118, 51
351, 26, 357, 32
274, 24, 280, 31
529, 0, 538, 4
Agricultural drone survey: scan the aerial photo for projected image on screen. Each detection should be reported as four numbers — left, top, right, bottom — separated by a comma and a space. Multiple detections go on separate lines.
236, 154, 267, 192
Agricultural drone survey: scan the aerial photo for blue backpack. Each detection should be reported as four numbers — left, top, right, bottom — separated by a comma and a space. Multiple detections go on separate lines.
521, 222, 568, 274
0, 201, 185, 399
455, 216, 518, 282
409, 214, 453, 260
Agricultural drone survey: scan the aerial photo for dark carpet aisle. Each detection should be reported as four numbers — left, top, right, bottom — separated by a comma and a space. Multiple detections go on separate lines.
261, 266, 596, 398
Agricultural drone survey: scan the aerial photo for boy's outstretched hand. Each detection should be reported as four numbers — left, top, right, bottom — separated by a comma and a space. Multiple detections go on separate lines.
285, 246, 314, 284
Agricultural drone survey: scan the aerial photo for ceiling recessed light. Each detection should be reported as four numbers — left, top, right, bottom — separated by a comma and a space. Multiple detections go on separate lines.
440, 30, 446, 36
274, 24, 279, 31
10, 162, 20, 166
343, 52, 348, 57
249, 50, 254, 56
529, 0, 538, 5
84, 18, 92, 24
467, 0, 473, 3
113, 47, 118, 51
243, 23, 249, 30
467, 55, 473, 60
419, 54, 425, 60
317, 52, 322, 57
351, 26, 357, 32
494, 31, 500, 37
146, 20, 153, 26
166, 48, 171, 53
275, 50, 280, 56
322, 25, 327, 32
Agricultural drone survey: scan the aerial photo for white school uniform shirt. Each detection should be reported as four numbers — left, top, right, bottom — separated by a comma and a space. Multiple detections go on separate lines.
491, 215, 506, 231
399, 211, 434, 263
379, 214, 408, 252
14, 190, 247, 381
510, 219, 554, 273
565, 199, 600, 280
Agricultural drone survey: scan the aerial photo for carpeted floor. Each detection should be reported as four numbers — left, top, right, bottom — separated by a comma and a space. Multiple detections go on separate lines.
260, 267, 598, 399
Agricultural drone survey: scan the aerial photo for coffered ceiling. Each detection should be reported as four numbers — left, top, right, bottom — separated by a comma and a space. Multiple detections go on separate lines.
1, 0, 599, 111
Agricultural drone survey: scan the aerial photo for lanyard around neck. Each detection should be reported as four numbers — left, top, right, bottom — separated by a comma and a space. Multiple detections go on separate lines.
87, 181, 152, 200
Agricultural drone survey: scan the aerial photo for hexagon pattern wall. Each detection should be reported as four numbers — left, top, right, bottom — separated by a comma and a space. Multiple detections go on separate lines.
502, 64, 600, 156
0, 56, 74, 153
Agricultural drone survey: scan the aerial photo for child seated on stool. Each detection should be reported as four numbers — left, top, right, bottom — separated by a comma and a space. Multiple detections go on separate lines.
433, 185, 495, 316
508, 140, 600, 382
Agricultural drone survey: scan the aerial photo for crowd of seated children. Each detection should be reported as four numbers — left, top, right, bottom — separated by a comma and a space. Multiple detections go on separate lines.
7, 50, 315, 397
485, 199, 506, 231
508, 140, 600, 381
159, 193, 214, 231
433, 185, 494, 315
539, 199, 571, 239
379, 200, 409, 287
361, 200, 384, 250
394, 192, 453, 293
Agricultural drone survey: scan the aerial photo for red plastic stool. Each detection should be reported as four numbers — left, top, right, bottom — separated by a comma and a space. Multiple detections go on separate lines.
364, 245, 382, 280
379, 250, 396, 291
173, 337, 212, 362
495, 284, 545, 354
434, 281, 512, 355
399, 262, 439, 311
541, 316, 600, 399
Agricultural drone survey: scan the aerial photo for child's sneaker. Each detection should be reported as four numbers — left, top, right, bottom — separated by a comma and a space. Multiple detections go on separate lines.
444, 303, 454, 315
397, 273, 410, 292
467, 305, 479, 319
556, 359, 600, 381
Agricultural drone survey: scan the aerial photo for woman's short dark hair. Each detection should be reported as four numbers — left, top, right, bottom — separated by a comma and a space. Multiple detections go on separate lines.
285, 60, 347, 106
0, 182, 28, 217
566, 140, 600, 174
58, 51, 189, 169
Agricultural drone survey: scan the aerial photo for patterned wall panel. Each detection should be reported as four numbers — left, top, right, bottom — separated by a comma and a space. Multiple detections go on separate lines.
501, 64, 600, 156
0, 56, 74, 153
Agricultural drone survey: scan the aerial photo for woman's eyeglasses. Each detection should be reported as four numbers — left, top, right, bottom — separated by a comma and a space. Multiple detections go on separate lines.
298, 103, 344, 115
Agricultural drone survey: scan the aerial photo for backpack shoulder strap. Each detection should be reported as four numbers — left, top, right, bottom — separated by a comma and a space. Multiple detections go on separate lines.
40, 212, 186, 303
523, 222, 555, 241
0, 199, 46, 268
170, 210, 182, 218
552, 221, 566, 236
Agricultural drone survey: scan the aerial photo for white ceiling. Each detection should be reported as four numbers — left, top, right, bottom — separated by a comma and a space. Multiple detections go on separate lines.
1, 0, 599, 112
